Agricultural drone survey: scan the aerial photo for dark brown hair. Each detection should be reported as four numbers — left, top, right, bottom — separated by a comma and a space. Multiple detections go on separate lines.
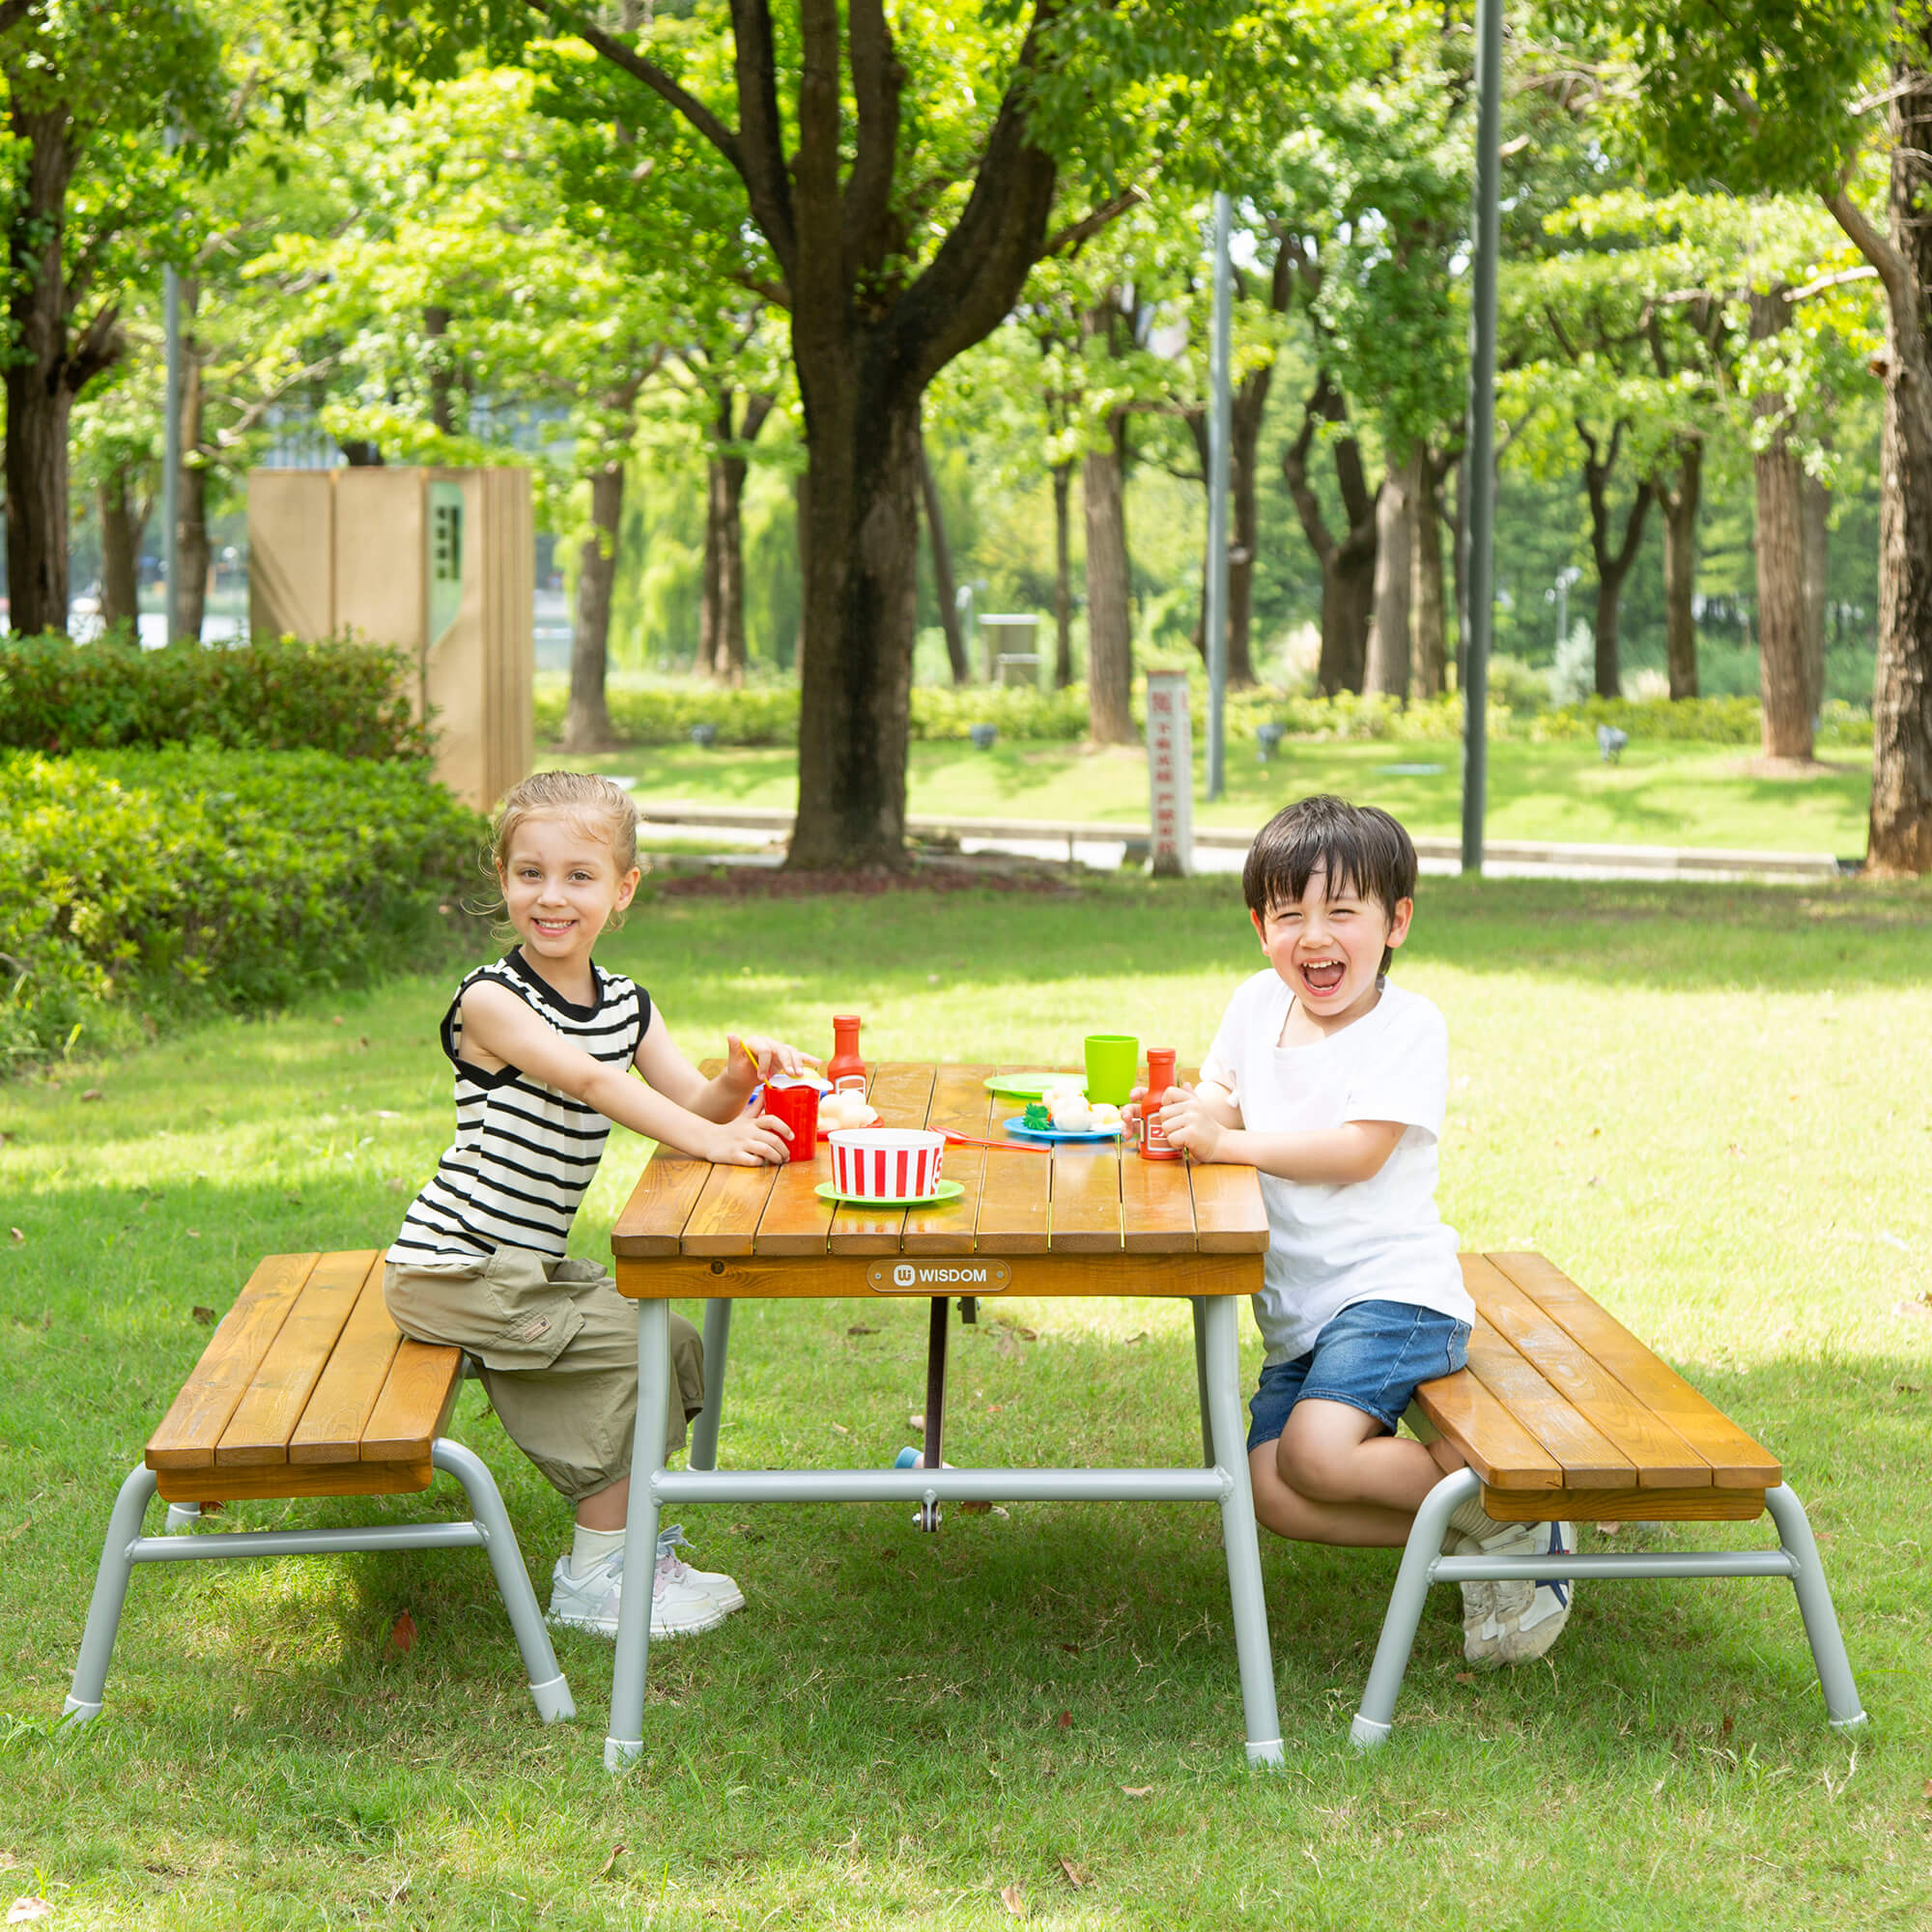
1242, 794, 1417, 974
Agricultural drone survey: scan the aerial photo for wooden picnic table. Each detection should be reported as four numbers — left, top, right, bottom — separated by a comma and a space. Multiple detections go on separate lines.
601, 1059, 1285, 1771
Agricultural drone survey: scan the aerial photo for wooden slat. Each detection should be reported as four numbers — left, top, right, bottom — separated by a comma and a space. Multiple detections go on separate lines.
1121, 1147, 1198, 1253
1463, 1314, 1633, 1488
1185, 1162, 1270, 1254
1049, 1146, 1122, 1253
1488, 1252, 1781, 1490
1463, 1253, 1711, 1488
1411, 1356, 1564, 1492
611, 1152, 710, 1257
972, 1065, 1054, 1254
680, 1159, 784, 1257
906, 1064, 994, 1255
863, 1062, 936, 1128
752, 1142, 838, 1255
617, 1250, 1262, 1299
147, 1254, 319, 1470
360, 1339, 463, 1463
157, 1459, 435, 1504
215, 1250, 374, 1466
1480, 1485, 1766, 1523
290, 1260, 405, 1464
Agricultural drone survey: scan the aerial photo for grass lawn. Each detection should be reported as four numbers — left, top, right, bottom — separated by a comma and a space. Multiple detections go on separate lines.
554, 739, 1876, 859
3, 869, 1930, 1928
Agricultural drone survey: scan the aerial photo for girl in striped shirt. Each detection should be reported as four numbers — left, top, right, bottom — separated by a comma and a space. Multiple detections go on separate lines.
385, 772, 813, 1641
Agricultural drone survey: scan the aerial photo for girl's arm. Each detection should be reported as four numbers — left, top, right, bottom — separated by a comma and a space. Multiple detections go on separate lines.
632, 1010, 817, 1125
1156, 1082, 1404, 1184
461, 982, 789, 1165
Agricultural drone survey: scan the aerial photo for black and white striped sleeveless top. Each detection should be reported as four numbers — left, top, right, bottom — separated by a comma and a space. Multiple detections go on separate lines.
387, 949, 651, 1264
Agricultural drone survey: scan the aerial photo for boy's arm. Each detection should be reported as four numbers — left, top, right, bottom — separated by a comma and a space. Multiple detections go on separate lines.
632, 1007, 816, 1125
462, 982, 789, 1165
1157, 1081, 1404, 1184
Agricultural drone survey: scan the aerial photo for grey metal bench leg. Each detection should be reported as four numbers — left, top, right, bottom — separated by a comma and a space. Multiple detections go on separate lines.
1351, 1466, 1477, 1749
607, 1297, 671, 1771
1201, 1294, 1283, 1767
1190, 1297, 1213, 1468
1765, 1483, 1866, 1729
689, 1297, 732, 1472
63, 1463, 159, 1725
430, 1440, 575, 1723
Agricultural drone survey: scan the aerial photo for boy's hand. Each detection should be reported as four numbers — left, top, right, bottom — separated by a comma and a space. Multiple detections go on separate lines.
1157, 1083, 1225, 1161
704, 1112, 792, 1166
724, 1034, 820, 1088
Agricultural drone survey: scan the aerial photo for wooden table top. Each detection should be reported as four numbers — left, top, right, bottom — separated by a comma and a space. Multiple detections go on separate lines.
611, 1063, 1267, 1294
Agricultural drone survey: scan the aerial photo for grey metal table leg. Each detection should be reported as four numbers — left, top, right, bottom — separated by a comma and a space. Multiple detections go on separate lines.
1764, 1484, 1866, 1729
63, 1463, 158, 1725
431, 1440, 575, 1723
1350, 1466, 1477, 1749
1201, 1295, 1282, 1766
690, 1297, 733, 1473
1190, 1297, 1214, 1468
607, 1297, 671, 1771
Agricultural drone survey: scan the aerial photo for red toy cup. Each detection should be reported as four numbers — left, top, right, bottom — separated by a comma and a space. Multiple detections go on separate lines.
761, 1079, 820, 1162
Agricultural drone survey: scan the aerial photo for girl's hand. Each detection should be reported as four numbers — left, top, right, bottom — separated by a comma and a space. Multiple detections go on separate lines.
705, 1112, 793, 1166
1157, 1083, 1224, 1161
725, 1033, 820, 1087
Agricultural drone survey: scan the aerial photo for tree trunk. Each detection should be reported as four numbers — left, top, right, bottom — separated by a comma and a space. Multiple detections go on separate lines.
1579, 421, 1654, 699
1083, 414, 1134, 743
1051, 460, 1073, 688
1801, 469, 1830, 719
424, 303, 454, 435
1659, 440, 1702, 699
701, 388, 771, 686
1365, 455, 1415, 701
174, 279, 208, 644
918, 433, 969, 685
564, 460, 623, 750
98, 470, 143, 636
1750, 289, 1813, 759
1282, 371, 1376, 695
1411, 449, 1447, 700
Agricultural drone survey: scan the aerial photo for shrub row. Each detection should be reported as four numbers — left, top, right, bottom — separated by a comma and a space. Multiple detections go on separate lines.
537, 676, 1872, 751
0, 633, 433, 760
0, 748, 487, 1066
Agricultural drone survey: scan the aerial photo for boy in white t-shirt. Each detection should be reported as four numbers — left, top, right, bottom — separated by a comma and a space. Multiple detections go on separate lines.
1150, 794, 1574, 1667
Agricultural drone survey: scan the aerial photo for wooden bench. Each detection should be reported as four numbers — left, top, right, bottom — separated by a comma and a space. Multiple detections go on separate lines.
1350, 1251, 1865, 1745
64, 1250, 574, 1729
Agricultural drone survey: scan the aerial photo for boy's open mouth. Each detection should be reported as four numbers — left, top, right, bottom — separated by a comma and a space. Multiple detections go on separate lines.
1299, 957, 1347, 995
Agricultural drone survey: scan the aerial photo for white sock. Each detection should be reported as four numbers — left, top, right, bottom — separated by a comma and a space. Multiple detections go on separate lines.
1447, 1493, 1503, 1540
570, 1524, 627, 1577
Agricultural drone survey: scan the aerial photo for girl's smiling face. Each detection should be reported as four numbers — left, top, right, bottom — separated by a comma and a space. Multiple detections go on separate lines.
498, 811, 640, 986
1251, 864, 1411, 1033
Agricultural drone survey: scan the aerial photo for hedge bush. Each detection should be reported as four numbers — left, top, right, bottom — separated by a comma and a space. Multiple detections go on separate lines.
0, 632, 432, 760
535, 674, 1872, 752
0, 748, 486, 1066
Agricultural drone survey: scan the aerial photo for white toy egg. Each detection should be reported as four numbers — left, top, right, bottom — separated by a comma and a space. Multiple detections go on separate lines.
1048, 1093, 1093, 1132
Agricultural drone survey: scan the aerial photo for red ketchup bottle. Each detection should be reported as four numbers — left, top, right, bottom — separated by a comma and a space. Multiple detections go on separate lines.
827, 1013, 867, 1093
1140, 1047, 1180, 1160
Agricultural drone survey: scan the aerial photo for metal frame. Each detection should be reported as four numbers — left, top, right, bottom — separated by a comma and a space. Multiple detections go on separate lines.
64, 1439, 575, 1728
606, 1293, 1284, 1771
1349, 1468, 1866, 1747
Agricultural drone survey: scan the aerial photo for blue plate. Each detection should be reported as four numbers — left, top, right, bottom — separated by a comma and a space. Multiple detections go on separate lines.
1003, 1114, 1124, 1144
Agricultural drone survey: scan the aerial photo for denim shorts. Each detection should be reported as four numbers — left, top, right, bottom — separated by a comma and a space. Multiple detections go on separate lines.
1247, 1300, 1471, 1450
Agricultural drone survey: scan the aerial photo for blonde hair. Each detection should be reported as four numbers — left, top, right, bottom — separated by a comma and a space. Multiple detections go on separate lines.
483, 770, 642, 930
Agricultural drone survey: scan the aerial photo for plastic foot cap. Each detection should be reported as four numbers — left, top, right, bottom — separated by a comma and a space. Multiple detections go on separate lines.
1829, 1711, 1869, 1730
1244, 1738, 1286, 1768
528, 1675, 576, 1724
62, 1695, 101, 1723
164, 1504, 200, 1533
1350, 1714, 1392, 1749
604, 1736, 644, 1772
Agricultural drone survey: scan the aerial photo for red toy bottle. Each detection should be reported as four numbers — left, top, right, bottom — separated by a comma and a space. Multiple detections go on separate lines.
827, 1013, 867, 1093
1140, 1046, 1180, 1160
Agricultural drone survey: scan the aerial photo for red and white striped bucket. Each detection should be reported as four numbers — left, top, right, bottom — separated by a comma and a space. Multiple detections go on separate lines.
827, 1128, 945, 1200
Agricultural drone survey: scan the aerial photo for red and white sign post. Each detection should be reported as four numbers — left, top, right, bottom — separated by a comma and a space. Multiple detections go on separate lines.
1146, 671, 1193, 877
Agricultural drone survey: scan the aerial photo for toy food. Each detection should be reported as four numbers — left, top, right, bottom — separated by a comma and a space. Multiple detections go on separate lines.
1021, 1101, 1053, 1132
818, 1089, 879, 1132
1047, 1092, 1093, 1132
1088, 1102, 1122, 1131
828, 1128, 944, 1199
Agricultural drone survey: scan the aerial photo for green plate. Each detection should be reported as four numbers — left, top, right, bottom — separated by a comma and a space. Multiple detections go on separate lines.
981, 1071, 1086, 1099
813, 1179, 966, 1208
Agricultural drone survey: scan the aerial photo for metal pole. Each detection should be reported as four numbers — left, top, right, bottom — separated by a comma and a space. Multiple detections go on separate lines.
161, 263, 181, 648
1459, 0, 1503, 873
1205, 190, 1232, 801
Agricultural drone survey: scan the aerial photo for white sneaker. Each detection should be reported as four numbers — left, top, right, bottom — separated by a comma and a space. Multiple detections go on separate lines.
656, 1523, 745, 1614
547, 1542, 734, 1640
1459, 1520, 1575, 1667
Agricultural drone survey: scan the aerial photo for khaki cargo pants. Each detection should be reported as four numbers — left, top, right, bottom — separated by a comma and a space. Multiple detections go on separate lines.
384, 1248, 705, 1505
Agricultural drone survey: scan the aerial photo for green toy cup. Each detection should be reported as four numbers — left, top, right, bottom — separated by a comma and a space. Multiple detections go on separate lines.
1083, 1034, 1140, 1107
